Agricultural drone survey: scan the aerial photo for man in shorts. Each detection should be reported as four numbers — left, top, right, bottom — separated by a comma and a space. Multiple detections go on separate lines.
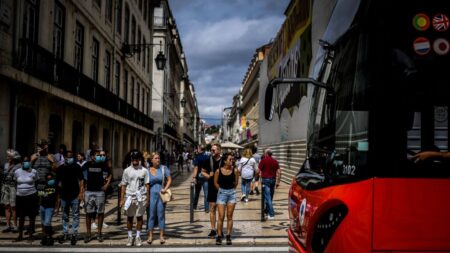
120, 151, 149, 247
83, 149, 111, 243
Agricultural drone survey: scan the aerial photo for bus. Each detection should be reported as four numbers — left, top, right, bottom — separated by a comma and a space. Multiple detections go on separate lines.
260, 0, 450, 252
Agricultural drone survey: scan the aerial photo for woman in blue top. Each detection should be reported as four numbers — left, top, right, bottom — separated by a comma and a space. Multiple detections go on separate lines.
147, 152, 172, 244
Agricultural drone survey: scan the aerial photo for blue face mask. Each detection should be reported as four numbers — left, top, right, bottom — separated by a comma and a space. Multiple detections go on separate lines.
95, 155, 102, 163
67, 158, 74, 164
47, 179, 55, 186
101, 156, 106, 162
23, 161, 30, 169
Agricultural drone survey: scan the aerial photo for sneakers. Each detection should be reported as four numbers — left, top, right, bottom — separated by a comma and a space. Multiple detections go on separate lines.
268, 215, 275, 220
241, 195, 246, 201
249, 190, 254, 195
97, 234, 104, 242
126, 236, 133, 246
91, 222, 97, 230
135, 236, 142, 246
70, 234, 77, 245
215, 236, 222, 245
11, 226, 18, 233
255, 188, 260, 195
244, 198, 249, 203
102, 223, 109, 229
83, 235, 91, 244
207, 229, 217, 238
226, 235, 232, 245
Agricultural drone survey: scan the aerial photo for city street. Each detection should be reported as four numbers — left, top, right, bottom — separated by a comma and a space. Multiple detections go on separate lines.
0, 166, 290, 250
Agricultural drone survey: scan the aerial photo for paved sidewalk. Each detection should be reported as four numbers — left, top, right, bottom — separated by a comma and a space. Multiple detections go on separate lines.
0, 166, 289, 247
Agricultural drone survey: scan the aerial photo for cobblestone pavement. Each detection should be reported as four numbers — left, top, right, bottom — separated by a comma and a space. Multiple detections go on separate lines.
0, 165, 290, 247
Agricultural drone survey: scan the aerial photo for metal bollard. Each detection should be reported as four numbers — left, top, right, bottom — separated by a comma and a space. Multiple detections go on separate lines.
116, 183, 122, 225
260, 183, 265, 221
190, 182, 194, 223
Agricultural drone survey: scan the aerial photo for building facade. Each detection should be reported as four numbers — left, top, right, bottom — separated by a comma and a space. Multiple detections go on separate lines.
0, 0, 163, 178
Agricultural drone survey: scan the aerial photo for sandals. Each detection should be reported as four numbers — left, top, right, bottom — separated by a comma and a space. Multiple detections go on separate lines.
160, 238, 166, 244
146, 238, 153, 244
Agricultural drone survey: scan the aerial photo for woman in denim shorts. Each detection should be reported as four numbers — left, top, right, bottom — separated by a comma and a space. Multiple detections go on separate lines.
213, 152, 239, 245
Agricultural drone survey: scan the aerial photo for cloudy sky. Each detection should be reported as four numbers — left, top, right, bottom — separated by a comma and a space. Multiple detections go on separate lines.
168, 0, 289, 125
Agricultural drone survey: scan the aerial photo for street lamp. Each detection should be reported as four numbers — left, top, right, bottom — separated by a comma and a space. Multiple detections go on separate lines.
122, 40, 167, 70
180, 97, 186, 108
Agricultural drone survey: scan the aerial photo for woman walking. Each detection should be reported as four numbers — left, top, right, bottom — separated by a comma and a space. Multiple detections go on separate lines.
147, 152, 172, 244
1, 149, 20, 233
237, 148, 258, 203
214, 152, 239, 245
14, 156, 39, 241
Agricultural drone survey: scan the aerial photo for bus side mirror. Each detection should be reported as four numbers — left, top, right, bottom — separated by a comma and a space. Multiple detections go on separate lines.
264, 85, 274, 121
263, 77, 333, 121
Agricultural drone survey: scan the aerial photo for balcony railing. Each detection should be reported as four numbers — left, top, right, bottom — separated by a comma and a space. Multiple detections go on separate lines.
164, 123, 178, 139
183, 133, 195, 145
14, 39, 153, 130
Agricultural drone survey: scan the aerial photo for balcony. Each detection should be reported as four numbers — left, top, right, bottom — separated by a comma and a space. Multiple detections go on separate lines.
14, 39, 153, 130
164, 123, 178, 139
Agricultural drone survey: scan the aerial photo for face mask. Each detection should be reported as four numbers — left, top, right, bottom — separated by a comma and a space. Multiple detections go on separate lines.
101, 156, 106, 162
67, 158, 74, 164
23, 161, 30, 169
95, 155, 102, 163
47, 179, 55, 186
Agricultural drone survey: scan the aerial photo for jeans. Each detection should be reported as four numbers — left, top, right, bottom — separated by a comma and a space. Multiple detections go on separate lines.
193, 179, 209, 211
262, 178, 276, 217
39, 206, 54, 226
61, 198, 80, 235
241, 178, 253, 197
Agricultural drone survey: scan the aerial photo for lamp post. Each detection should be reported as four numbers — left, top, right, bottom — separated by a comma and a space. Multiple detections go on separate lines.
121, 40, 167, 70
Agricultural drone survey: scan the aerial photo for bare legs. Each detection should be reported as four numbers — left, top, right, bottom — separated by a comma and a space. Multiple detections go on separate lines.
217, 203, 236, 237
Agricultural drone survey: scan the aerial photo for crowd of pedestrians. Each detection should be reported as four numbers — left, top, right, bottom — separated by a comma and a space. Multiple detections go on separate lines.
190, 143, 282, 245
0, 139, 281, 247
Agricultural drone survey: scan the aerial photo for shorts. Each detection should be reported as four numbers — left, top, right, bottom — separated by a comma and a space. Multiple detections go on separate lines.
126, 199, 147, 217
216, 188, 236, 205
1, 185, 16, 207
84, 191, 105, 214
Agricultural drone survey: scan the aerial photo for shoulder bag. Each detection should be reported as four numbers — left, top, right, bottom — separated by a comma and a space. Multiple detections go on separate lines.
159, 166, 173, 203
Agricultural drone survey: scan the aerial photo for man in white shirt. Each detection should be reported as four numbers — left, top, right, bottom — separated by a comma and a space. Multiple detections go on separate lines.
120, 151, 149, 247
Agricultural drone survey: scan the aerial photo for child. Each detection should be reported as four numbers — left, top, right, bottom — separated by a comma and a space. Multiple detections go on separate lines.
38, 173, 58, 246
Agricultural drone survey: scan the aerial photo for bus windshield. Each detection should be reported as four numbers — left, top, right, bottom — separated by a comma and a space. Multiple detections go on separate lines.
297, 0, 449, 189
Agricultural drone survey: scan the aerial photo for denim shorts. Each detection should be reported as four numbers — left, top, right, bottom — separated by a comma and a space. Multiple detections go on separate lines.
216, 188, 237, 205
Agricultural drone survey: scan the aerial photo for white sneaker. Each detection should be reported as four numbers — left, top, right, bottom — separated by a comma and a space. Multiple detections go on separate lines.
241, 195, 246, 201
126, 236, 133, 246
102, 223, 109, 229
268, 215, 275, 220
135, 236, 142, 246
91, 223, 97, 230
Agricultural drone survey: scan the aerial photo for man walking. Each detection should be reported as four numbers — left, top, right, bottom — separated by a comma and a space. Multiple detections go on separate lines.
120, 150, 149, 247
83, 149, 111, 243
56, 151, 84, 245
258, 148, 281, 220
191, 145, 210, 211
201, 143, 223, 238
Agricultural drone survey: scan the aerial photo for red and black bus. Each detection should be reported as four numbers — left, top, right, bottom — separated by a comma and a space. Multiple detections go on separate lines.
264, 0, 450, 252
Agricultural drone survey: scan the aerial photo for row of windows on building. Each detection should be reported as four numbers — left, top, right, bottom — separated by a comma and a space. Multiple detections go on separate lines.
23, 0, 157, 115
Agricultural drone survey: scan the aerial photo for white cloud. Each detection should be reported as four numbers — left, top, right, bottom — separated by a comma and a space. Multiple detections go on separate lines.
169, 0, 289, 125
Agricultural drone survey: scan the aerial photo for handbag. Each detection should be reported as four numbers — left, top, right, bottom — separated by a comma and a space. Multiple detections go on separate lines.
159, 166, 173, 203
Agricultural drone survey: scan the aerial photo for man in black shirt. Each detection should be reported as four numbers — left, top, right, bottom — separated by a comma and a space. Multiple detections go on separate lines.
56, 151, 84, 245
82, 149, 111, 243
201, 143, 223, 238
